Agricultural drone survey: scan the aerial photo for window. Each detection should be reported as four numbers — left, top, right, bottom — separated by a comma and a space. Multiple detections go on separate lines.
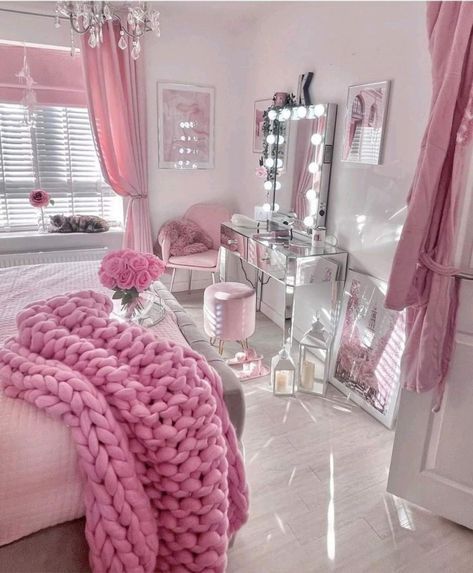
0, 103, 122, 231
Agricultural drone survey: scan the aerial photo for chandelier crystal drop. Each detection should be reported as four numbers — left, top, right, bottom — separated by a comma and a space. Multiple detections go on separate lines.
55, 1, 160, 60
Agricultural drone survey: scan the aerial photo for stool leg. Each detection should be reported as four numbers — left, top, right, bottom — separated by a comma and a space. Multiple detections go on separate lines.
188, 270, 192, 293
212, 272, 217, 284
169, 268, 176, 293
210, 337, 216, 346
218, 340, 225, 355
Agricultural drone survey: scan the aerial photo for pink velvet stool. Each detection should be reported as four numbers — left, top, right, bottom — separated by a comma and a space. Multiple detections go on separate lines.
204, 282, 256, 354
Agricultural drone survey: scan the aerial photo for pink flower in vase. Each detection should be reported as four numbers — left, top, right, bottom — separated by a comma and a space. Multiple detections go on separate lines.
128, 253, 149, 272
116, 269, 135, 290
29, 189, 51, 208
136, 270, 152, 291
98, 248, 166, 318
98, 270, 116, 289
102, 254, 125, 278
146, 254, 166, 279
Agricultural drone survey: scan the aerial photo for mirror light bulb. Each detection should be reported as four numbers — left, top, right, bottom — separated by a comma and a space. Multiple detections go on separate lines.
304, 216, 315, 227
265, 158, 274, 168
297, 106, 307, 118
275, 181, 281, 190
262, 203, 271, 212
314, 104, 325, 117
311, 133, 323, 145
268, 109, 277, 120
308, 162, 318, 174
278, 135, 285, 144
306, 189, 317, 200
266, 134, 276, 144
277, 158, 283, 168
281, 108, 291, 120
274, 203, 280, 212
264, 180, 273, 191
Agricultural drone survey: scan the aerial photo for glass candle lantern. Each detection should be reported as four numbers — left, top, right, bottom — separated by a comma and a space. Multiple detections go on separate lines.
271, 342, 296, 396
298, 317, 331, 396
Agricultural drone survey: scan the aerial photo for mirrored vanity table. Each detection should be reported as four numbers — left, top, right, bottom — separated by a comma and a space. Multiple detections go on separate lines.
220, 221, 348, 344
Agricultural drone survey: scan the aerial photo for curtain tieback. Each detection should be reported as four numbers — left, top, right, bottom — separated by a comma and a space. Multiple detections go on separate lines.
129, 195, 147, 201
419, 252, 460, 278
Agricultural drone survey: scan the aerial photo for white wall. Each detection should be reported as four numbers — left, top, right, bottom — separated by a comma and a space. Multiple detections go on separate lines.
144, 4, 257, 241
237, 1, 431, 283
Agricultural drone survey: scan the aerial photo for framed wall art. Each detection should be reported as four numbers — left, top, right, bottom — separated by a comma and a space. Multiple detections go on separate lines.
341, 80, 391, 165
157, 82, 215, 169
331, 269, 405, 428
253, 98, 272, 153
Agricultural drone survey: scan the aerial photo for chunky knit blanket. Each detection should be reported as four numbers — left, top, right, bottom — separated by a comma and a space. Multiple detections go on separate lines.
0, 291, 248, 573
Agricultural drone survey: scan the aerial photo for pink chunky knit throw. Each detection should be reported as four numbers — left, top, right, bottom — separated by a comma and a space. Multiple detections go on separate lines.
0, 291, 248, 573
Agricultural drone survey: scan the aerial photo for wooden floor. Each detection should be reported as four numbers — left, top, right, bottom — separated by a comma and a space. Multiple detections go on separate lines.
176, 291, 473, 573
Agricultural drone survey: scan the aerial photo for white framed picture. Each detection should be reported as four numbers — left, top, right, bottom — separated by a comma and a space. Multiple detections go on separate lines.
330, 269, 405, 429
341, 80, 391, 165
157, 82, 215, 169
253, 98, 272, 153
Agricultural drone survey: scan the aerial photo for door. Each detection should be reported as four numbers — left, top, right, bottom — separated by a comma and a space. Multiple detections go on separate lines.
387, 146, 473, 529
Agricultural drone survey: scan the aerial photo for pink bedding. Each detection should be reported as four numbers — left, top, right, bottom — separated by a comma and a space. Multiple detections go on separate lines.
0, 261, 189, 546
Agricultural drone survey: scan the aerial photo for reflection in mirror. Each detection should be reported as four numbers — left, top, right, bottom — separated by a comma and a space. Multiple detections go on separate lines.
263, 104, 337, 226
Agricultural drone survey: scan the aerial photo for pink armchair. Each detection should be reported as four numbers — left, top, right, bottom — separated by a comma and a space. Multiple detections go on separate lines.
159, 203, 231, 292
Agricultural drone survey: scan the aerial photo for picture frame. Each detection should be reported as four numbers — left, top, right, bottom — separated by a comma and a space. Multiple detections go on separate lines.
157, 82, 215, 169
330, 269, 405, 429
253, 98, 272, 153
341, 80, 391, 165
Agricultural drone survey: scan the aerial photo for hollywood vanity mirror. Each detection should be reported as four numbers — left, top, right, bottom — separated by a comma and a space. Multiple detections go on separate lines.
262, 103, 337, 229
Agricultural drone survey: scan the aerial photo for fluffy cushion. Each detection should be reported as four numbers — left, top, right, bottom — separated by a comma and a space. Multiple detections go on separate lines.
158, 218, 214, 257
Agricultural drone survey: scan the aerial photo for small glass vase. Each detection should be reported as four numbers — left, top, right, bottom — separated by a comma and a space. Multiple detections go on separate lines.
37, 208, 48, 234
118, 290, 166, 327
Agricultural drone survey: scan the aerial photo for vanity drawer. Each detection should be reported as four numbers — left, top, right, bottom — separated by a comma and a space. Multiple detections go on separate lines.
248, 239, 286, 281
221, 226, 247, 260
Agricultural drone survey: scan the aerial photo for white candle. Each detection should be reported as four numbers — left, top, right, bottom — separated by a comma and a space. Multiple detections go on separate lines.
301, 360, 315, 389
275, 371, 288, 393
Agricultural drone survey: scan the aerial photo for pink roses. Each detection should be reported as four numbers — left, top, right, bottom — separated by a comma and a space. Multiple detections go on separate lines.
29, 189, 52, 208
99, 249, 166, 293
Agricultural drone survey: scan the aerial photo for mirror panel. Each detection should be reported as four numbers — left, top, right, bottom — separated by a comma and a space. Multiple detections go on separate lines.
262, 104, 337, 227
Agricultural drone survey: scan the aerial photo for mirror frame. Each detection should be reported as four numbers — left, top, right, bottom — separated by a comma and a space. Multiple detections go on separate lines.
262, 103, 337, 227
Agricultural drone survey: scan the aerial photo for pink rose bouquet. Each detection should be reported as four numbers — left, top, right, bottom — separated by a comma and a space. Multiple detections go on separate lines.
99, 249, 166, 316
29, 189, 55, 233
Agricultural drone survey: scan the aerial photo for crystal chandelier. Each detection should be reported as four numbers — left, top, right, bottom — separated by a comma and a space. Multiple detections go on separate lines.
16, 47, 37, 127
55, 1, 160, 60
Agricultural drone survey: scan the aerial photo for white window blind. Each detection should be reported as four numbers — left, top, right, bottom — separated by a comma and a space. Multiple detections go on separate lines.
0, 103, 122, 231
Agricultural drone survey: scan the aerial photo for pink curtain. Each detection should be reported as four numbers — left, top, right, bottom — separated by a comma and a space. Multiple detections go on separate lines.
385, 2, 473, 405
81, 23, 153, 253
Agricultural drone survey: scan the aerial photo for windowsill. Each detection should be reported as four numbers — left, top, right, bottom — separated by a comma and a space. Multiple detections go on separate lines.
0, 227, 124, 255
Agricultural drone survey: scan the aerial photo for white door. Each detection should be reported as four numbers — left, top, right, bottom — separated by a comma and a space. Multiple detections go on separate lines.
388, 146, 473, 529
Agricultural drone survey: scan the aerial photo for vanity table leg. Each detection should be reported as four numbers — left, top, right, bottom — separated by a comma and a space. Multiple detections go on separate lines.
220, 248, 228, 282
284, 283, 295, 347
257, 270, 264, 312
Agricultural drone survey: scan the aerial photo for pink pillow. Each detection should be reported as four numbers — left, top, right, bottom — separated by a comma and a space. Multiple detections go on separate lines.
157, 218, 214, 257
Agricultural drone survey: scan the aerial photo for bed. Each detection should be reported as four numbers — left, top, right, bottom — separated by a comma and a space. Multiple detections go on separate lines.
0, 260, 245, 570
